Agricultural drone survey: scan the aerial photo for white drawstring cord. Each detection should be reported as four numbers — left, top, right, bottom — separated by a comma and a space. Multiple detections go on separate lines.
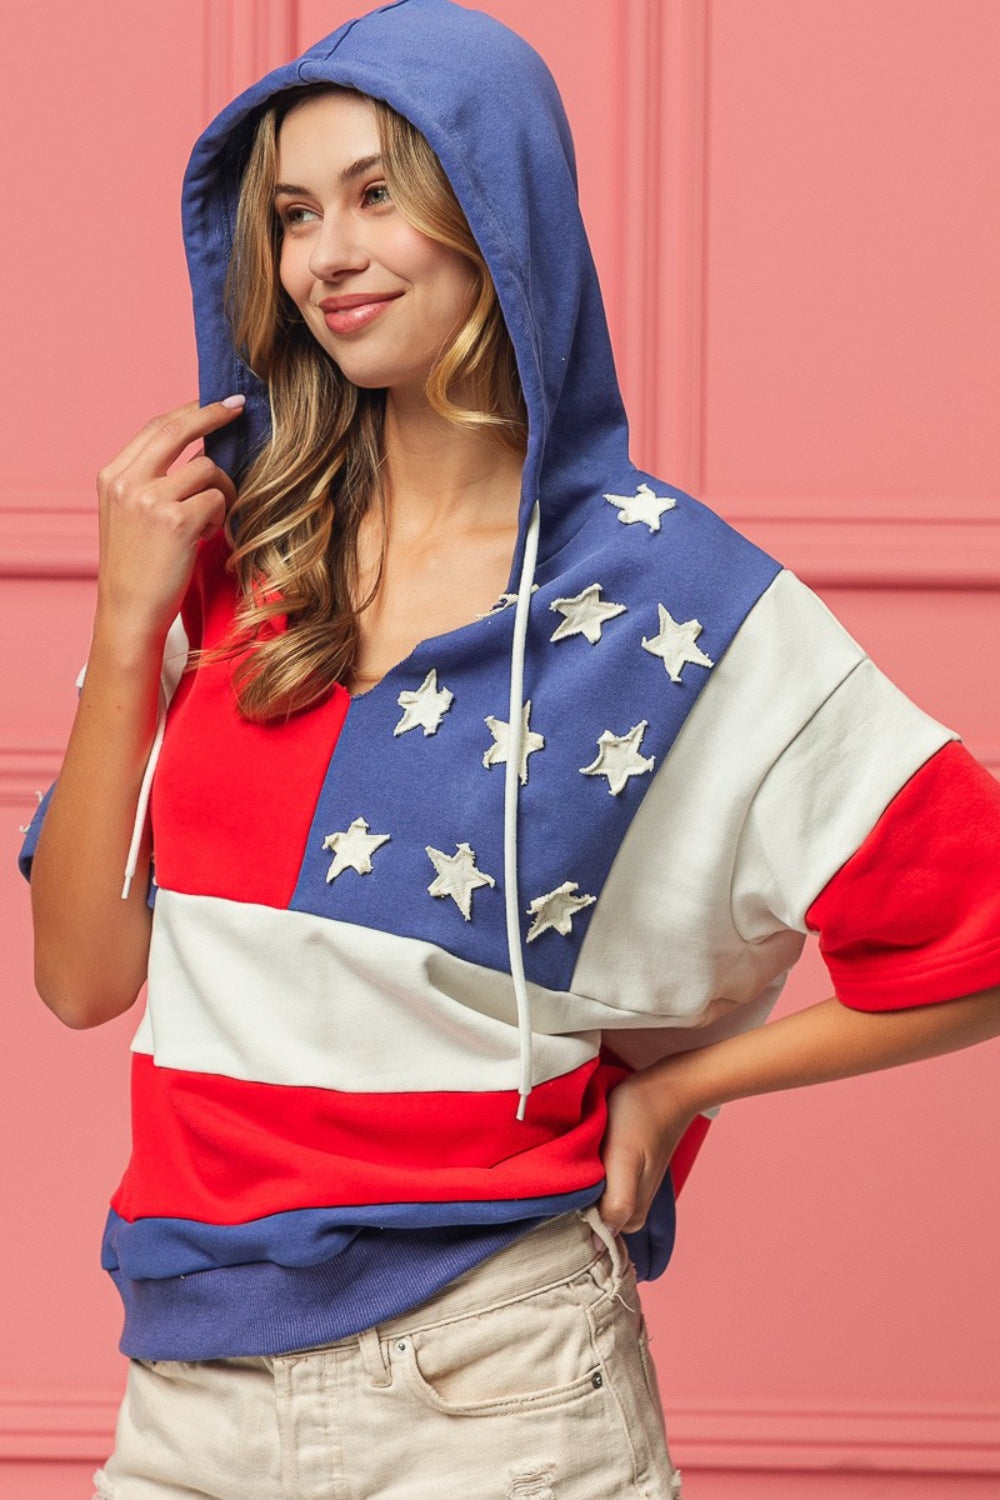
120, 616, 190, 901
503, 501, 541, 1121
121, 687, 168, 900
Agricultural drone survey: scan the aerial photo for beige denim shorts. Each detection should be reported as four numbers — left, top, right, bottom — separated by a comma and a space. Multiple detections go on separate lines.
93, 1206, 682, 1499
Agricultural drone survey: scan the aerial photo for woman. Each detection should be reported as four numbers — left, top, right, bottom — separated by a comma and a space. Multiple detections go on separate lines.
23, 1, 1000, 1496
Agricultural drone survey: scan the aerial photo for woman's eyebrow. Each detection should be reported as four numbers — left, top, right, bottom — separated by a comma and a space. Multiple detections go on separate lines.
273, 155, 384, 199
339, 153, 383, 184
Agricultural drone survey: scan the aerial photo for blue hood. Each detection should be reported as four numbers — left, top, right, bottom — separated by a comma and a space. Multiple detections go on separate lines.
182, 0, 628, 569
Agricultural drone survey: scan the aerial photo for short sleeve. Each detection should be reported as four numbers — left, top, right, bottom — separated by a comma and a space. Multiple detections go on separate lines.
18, 784, 55, 881
731, 653, 957, 943
805, 742, 1000, 1010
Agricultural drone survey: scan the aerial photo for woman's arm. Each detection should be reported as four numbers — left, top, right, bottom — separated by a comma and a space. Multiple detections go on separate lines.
31, 399, 242, 1029
597, 984, 1000, 1234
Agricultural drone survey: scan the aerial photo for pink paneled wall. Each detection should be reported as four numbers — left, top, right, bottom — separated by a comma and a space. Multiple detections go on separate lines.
3, 3, 998, 1495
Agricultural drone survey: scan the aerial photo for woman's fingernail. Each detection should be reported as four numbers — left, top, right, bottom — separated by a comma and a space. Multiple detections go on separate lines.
221, 394, 246, 409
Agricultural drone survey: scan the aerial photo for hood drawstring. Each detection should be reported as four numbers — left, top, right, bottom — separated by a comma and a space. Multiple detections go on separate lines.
503, 501, 541, 1121
121, 616, 190, 901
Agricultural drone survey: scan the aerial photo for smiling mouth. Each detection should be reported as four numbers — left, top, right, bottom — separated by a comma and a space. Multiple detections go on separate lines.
318, 292, 402, 334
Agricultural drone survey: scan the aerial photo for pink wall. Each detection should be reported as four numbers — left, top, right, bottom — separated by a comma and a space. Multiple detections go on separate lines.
3, 2, 998, 1494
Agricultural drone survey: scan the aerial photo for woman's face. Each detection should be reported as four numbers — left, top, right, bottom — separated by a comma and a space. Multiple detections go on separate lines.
275, 92, 477, 399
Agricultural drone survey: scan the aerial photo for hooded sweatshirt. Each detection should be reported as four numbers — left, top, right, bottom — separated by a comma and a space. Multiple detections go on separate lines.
21, 0, 1000, 1362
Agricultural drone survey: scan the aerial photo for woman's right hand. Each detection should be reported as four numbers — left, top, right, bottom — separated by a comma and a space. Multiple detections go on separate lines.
95, 396, 245, 643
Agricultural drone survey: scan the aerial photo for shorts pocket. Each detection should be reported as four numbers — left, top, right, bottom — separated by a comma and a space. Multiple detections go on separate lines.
392, 1272, 606, 1416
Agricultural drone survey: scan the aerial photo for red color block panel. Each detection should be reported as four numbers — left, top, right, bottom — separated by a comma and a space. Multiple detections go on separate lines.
152, 541, 350, 908
113, 1053, 606, 1223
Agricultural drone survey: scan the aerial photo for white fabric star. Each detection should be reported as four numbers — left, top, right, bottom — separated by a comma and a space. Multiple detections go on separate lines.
482, 701, 545, 784
580, 721, 656, 796
642, 605, 714, 683
321, 818, 390, 882
549, 584, 627, 645
526, 882, 597, 942
478, 585, 539, 618
394, 669, 455, 736
425, 842, 496, 920
603, 483, 677, 533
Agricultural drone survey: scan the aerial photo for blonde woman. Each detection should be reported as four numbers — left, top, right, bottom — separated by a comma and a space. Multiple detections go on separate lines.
23, 2, 1000, 1496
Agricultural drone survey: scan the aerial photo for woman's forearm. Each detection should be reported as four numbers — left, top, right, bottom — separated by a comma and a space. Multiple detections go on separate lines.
30, 616, 165, 1028
670, 986, 1000, 1119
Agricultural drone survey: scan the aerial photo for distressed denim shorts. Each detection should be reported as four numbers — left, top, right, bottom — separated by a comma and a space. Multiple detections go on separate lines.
93, 1206, 682, 1499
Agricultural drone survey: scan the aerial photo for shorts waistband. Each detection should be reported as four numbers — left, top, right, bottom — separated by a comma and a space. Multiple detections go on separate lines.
357, 1207, 625, 1346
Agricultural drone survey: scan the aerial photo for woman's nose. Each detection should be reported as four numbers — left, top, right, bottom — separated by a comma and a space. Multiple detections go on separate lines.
308, 216, 369, 280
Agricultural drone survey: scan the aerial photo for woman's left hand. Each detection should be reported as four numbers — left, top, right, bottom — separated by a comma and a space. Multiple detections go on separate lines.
596, 1060, 696, 1235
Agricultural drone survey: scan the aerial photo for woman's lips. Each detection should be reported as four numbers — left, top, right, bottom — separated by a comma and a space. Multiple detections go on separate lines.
319, 293, 402, 335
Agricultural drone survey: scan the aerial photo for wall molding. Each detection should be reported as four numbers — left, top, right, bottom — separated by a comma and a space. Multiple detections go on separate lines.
0, 1390, 120, 1462
716, 491, 1000, 525
0, 746, 64, 813
0, 502, 97, 579
4, 502, 1000, 587
3, 1388, 999, 1473
618, 0, 710, 492
730, 516, 1000, 589
668, 1396, 1000, 1475
202, 0, 299, 121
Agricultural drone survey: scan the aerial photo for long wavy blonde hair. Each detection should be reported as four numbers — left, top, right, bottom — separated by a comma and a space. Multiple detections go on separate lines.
220, 85, 526, 720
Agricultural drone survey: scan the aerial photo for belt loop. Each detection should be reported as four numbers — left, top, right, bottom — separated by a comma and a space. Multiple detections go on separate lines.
357, 1326, 392, 1388
579, 1205, 634, 1309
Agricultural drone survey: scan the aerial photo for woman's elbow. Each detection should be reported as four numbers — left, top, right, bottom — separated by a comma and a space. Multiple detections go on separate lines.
33, 959, 143, 1030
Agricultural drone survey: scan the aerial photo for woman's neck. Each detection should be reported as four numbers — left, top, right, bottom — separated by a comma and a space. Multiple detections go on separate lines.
381, 389, 524, 535
345, 389, 526, 695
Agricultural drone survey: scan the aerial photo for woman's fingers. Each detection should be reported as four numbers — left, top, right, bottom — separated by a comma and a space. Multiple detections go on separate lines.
597, 1068, 692, 1234
168, 453, 238, 512
98, 396, 245, 492
93, 397, 245, 639
158, 458, 232, 539
129, 396, 246, 480
123, 467, 230, 542
98, 400, 201, 484
98, 403, 242, 540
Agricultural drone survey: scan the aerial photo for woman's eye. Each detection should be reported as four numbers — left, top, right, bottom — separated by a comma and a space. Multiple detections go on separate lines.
279, 205, 319, 228
362, 182, 392, 208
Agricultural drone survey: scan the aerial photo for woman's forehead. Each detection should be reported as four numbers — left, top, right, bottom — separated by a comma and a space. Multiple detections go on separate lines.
277, 91, 378, 158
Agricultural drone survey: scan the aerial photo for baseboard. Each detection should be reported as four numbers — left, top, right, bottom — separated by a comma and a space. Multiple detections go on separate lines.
3, 1387, 999, 1473
666, 1396, 1000, 1475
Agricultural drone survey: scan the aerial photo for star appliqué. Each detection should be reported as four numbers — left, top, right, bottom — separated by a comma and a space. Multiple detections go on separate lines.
321, 818, 390, 882
549, 584, 627, 645
641, 605, 714, 683
603, 483, 678, 533
425, 842, 496, 920
483, 701, 545, 784
580, 721, 655, 796
526, 882, 597, 943
478, 585, 539, 619
394, 669, 454, 736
